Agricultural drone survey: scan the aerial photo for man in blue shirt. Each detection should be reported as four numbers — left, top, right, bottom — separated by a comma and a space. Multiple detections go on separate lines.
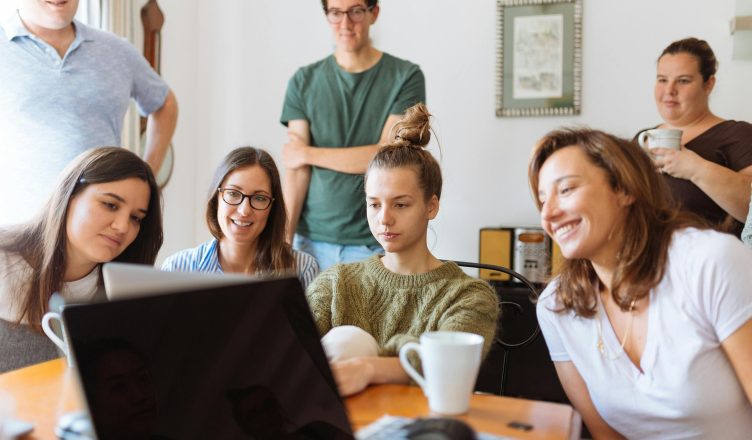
0, 0, 178, 226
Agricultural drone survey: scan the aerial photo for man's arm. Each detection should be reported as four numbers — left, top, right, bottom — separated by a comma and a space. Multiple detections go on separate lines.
283, 119, 313, 243
282, 114, 403, 175
142, 90, 178, 174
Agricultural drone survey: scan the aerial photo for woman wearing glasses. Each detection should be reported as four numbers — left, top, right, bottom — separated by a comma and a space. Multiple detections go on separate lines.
162, 147, 318, 288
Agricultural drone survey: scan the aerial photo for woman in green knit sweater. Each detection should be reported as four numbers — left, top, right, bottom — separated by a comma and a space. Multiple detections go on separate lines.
306, 103, 499, 396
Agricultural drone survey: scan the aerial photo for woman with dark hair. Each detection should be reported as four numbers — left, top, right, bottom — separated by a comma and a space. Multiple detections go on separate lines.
637, 37, 752, 234
306, 104, 498, 397
0, 147, 163, 372
530, 128, 752, 438
162, 147, 318, 287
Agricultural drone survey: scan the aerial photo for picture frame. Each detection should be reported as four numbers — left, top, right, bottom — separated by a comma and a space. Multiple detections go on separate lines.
496, 0, 582, 117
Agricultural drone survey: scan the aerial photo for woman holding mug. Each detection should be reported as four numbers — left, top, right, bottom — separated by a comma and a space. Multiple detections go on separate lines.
637, 37, 752, 234
162, 147, 318, 288
531, 128, 752, 438
0, 147, 163, 372
306, 104, 498, 397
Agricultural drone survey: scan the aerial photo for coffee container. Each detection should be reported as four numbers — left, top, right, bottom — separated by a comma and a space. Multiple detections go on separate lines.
513, 228, 550, 284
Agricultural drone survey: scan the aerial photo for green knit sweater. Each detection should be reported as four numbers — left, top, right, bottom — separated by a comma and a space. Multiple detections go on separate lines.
306, 255, 499, 358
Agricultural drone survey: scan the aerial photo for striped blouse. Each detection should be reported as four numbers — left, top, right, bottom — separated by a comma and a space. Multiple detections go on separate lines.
161, 239, 319, 289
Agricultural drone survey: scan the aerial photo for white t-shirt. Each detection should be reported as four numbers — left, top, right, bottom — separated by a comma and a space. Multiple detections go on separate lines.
0, 249, 100, 322
537, 228, 752, 439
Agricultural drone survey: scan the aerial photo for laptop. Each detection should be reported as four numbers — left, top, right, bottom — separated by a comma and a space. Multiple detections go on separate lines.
62, 268, 354, 439
102, 262, 256, 300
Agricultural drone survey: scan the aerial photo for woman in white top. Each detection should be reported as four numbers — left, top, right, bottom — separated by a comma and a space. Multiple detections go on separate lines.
0, 147, 163, 372
162, 147, 318, 287
530, 128, 752, 439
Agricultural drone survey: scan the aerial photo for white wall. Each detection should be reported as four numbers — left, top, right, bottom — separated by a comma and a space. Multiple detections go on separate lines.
157, 0, 752, 263
157, 1, 200, 262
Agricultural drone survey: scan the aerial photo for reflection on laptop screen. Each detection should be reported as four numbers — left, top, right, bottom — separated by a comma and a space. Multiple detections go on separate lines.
63, 276, 353, 440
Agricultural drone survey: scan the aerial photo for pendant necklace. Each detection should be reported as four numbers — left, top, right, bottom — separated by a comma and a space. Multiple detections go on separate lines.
596, 298, 637, 360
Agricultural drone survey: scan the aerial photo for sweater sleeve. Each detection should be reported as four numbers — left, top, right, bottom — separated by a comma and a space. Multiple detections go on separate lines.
305, 267, 336, 338
380, 277, 499, 358
435, 279, 499, 358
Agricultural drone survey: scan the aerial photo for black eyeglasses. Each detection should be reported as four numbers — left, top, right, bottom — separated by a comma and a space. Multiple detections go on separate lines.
324, 6, 373, 24
217, 188, 274, 210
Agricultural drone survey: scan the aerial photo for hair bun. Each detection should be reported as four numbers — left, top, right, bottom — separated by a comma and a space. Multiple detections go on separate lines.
390, 103, 431, 149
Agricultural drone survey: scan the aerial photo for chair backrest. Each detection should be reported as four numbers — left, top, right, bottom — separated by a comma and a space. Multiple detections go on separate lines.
451, 261, 564, 401
450, 261, 539, 350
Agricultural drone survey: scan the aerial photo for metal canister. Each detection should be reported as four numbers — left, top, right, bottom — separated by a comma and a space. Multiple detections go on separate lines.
513, 228, 550, 284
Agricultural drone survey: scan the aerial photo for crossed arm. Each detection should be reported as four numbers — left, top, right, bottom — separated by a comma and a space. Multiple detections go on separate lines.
281, 114, 403, 242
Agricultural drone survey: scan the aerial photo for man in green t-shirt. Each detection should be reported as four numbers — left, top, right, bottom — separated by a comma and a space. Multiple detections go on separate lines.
280, 0, 426, 270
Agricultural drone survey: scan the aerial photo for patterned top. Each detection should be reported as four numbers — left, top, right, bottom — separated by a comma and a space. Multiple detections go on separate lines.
161, 239, 319, 289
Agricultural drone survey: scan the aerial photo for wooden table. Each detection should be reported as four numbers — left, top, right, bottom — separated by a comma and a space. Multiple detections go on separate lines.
0, 359, 580, 439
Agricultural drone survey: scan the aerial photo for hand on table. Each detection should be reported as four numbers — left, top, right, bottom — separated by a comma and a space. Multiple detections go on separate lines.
330, 357, 375, 397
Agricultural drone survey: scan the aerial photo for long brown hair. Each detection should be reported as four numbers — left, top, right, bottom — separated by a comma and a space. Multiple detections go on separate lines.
205, 147, 295, 274
528, 128, 706, 317
0, 147, 163, 332
366, 103, 442, 201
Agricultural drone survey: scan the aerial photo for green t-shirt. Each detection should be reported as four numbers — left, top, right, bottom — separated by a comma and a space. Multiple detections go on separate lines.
281, 53, 426, 245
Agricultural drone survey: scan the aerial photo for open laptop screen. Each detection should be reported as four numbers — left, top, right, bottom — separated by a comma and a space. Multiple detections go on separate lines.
63, 276, 353, 440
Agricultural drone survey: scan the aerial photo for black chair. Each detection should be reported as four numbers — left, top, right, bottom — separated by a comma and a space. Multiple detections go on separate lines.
450, 261, 540, 396
453, 262, 570, 400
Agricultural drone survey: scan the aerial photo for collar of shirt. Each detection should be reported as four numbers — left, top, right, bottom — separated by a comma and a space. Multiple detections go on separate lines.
2, 10, 94, 46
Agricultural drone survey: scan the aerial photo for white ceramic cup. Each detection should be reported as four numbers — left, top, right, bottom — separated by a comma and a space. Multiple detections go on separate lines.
638, 128, 682, 150
41, 312, 73, 367
398, 331, 484, 415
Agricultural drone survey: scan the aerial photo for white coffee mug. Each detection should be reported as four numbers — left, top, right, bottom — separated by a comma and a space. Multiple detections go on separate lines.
41, 312, 73, 367
638, 128, 682, 150
398, 331, 484, 415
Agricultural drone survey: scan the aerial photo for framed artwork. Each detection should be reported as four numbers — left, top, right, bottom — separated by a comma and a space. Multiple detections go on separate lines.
496, 0, 582, 117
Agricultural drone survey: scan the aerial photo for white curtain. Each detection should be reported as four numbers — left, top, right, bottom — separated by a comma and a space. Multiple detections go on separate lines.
78, 0, 148, 154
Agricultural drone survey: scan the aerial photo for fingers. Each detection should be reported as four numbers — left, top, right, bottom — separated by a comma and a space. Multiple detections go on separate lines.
330, 359, 368, 397
650, 147, 676, 157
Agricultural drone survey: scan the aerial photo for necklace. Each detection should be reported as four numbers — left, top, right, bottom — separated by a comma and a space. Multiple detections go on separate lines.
596, 298, 637, 360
